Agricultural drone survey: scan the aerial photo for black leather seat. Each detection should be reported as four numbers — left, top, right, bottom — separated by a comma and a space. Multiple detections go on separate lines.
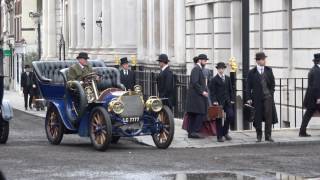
32, 60, 106, 84
60, 67, 125, 91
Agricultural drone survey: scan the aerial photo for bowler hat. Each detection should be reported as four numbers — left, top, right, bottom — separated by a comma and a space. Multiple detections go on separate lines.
76, 52, 90, 60
216, 62, 227, 69
120, 57, 129, 65
313, 53, 320, 62
193, 56, 199, 63
157, 54, 170, 63
255, 52, 267, 60
198, 54, 209, 60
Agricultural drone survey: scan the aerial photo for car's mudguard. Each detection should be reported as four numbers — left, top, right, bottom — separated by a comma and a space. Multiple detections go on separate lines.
1, 100, 13, 122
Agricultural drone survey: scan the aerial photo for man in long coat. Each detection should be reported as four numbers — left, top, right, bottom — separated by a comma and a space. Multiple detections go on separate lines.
185, 54, 209, 138
246, 52, 278, 142
299, 53, 320, 137
156, 54, 175, 109
21, 65, 35, 110
120, 57, 136, 91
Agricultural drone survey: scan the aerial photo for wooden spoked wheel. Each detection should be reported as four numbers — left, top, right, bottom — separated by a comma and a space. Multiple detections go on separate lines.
152, 106, 175, 149
89, 106, 112, 151
45, 105, 64, 145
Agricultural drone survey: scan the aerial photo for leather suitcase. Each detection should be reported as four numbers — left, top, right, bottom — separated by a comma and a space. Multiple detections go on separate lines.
207, 105, 224, 120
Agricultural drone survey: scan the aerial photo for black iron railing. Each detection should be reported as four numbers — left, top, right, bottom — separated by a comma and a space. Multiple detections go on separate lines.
135, 70, 308, 129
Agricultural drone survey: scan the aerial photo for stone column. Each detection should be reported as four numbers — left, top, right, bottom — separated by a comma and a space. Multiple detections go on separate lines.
92, 0, 102, 48
47, 0, 57, 58
174, 0, 185, 64
160, 0, 168, 53
147, 0, 155, 62
77, 0, 84, 48
42, 0, 48, 59
84, 0, 93, 48
137, 0, 147, 60
69, 0, 77, 48
101, 0, 111, 48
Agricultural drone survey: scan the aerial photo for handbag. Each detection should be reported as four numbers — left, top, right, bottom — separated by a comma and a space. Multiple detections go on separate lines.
244, 103, 255, 122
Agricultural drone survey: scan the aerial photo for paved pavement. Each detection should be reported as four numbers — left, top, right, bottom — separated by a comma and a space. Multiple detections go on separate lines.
4, 90, 320, 149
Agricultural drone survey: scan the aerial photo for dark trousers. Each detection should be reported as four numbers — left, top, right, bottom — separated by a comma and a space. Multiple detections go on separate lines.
255, 96, 273, 138
187, 112, 205, 134
300, 108, 316, 132
23, 92, 33, 109
216, 104, 234, 138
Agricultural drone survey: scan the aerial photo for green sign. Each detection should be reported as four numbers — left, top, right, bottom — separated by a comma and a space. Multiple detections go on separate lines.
4, 50, 12, 57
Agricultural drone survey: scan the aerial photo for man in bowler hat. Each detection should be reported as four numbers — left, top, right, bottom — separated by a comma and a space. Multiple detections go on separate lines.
209, 62, 235, 142
299, 53, 320, 137
185, 54, 209, 138
246, 52, 278, 142
120, 57, 136, 91
156, 54, 175, 109
67, 52, 93, 81
21, 64, 36, 110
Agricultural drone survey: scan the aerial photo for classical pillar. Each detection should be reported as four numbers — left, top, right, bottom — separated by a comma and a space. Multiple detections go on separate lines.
84, 0, 93, 48
47, 0, 57, 58
137, 0, 147, 60
92, 0, 102, 48
147, 0, 155, 62
160, 0, 168, 53
174, 0, 185, 64
101, 0, 111, 48
42, 0, 48, 59
69, 0, 77, 49
77, 0, 84, 48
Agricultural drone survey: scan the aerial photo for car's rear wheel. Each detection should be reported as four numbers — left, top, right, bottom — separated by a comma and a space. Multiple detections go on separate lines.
0, 120, 9, 144
152, 106, 175, 149
89, 106, 112, 151
45, 105, 64, 145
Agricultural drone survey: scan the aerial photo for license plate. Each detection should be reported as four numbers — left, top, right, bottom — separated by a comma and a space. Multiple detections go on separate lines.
123, 117, 140, 123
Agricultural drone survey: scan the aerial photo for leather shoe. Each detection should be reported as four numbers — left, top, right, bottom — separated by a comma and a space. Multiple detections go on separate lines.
224, 134, 232, 141
265, 137, 274, 142
188, 133, 204, 139
217, 137, 224, 142
299, 132, 311, 137
256, 134, 262, 142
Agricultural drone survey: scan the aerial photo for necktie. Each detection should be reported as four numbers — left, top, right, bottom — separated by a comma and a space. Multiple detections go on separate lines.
261, 68, 264, 74
222, 75, 225, 82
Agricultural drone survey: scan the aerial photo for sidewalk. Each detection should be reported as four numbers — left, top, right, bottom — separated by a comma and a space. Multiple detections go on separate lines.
4, 90, 320, 148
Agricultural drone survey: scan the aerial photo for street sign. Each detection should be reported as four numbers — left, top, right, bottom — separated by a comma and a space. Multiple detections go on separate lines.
4, 50, 12, 57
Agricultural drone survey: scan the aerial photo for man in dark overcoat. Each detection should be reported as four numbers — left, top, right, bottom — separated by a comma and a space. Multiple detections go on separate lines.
156, 54, 175, 109
209, 62, 235, 142
120, 57, 136, 91
185, 54, 209, 138
21, 65, 35, 110
299, 53, 320, 137
246, 52, 278, 142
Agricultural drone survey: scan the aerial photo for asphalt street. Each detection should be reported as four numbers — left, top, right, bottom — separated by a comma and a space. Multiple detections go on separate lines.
0, 110, 320, 180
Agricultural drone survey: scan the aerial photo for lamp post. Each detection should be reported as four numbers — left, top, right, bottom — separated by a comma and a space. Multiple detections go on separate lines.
96, 12, 103, 45
29, 11, 41, 60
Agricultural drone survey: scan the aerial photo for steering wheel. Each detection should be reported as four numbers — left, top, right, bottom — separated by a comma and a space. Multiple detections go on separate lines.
82, 72, 99, 84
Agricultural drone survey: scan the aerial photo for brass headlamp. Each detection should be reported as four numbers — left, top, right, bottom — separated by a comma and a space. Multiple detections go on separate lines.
145, 96, 163, 112
108, 98, 124, 114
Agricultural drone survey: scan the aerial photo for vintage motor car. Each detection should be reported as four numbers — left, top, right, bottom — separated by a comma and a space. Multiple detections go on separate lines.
32, 60, 174, 151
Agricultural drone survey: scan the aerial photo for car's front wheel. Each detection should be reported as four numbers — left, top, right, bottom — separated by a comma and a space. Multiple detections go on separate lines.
152, 106, 175, 149
0, 120, 9, 144
89, 106, 112, 151
45, 105, 64, 145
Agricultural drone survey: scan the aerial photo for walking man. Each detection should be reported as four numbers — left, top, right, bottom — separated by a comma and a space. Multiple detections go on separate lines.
185, 54, 209, 138
156, 54, 175, 109
120, 57, 136, 91
299, 53, 320, 137
246, 52, 278, 142
209, 62, 234, 142
21, 65, 34, 110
